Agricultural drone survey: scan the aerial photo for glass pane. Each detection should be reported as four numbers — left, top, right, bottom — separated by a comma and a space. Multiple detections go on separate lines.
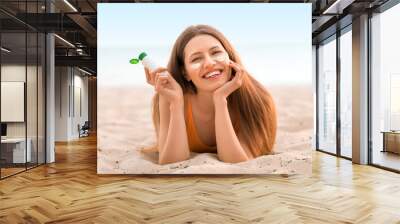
27, 31, 38, 169
38, 33, 45, 165
318, 37, 337, 154
340, 29, 352, 158
1, 31, 27, 177
26, 0, 38, 169
371, 4, 400, 171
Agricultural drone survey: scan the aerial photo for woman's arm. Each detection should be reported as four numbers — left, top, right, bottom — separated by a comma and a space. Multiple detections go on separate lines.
213, 60, 254, 163
157, 95, 170, 153
145, 67, 171, 154
214, 98, 253, 163
158, 97, 191, 165
153, 72, 190, 165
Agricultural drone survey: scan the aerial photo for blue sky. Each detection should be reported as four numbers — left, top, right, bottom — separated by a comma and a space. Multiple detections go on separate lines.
98, 3, 311, 86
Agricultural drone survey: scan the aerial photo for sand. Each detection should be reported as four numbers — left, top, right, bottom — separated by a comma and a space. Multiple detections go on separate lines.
97, 85, 313, 175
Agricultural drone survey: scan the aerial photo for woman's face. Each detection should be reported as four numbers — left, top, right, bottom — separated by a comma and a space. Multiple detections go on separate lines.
183, 34, 231, 92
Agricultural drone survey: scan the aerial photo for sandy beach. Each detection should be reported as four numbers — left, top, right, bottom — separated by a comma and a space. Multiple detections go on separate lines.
97, 85, 313, 174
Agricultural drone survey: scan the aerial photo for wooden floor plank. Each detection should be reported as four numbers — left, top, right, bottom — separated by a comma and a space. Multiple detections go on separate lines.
0, 135, 399, 223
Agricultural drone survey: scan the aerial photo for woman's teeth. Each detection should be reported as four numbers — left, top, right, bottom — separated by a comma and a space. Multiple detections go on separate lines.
204, 71, 221, 79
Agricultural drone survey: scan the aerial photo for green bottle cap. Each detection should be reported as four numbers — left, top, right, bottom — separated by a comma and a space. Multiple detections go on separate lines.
129, 58, 139, 64
138, 52, 147, 61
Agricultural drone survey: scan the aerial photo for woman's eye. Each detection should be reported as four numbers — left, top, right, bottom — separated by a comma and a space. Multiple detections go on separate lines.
212, 51, 222, 55
191, 58, 200, 62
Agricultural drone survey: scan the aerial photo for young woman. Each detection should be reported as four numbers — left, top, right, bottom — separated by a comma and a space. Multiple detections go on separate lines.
144, 25, 277, 165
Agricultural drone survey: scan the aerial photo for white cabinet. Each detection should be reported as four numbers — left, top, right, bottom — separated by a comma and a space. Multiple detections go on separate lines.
1, 138, 32, 163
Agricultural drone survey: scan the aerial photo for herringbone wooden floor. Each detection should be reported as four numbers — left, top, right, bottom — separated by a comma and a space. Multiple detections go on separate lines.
1, 135, 400, 224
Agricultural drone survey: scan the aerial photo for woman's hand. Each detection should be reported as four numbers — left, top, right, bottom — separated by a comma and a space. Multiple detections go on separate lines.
144, 67, 159, 86
153, 68, 184, 104
213, 60, 244, 102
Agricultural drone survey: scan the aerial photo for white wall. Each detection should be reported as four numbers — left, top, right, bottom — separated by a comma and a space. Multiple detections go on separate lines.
1, 65, 38, 138
55, 66, 70, 141
55, 66, 89, 141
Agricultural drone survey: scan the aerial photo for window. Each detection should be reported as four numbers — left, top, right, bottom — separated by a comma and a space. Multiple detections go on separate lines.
371, 2, 400, 171
317, 36, 337, 154
340, 28, 352, 158
0, 1, 46, 179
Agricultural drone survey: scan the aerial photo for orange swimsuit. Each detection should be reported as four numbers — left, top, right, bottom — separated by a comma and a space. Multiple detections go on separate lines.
184, 96, 218, 153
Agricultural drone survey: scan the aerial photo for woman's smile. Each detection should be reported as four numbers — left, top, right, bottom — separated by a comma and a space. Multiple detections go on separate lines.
202, 69, 224, 80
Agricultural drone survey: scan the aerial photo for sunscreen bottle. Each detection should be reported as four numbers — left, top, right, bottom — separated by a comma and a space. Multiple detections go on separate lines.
130, 52, 168, 76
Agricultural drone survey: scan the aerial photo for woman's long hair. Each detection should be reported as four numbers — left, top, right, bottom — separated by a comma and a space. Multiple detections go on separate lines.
152, 25, 277, 157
